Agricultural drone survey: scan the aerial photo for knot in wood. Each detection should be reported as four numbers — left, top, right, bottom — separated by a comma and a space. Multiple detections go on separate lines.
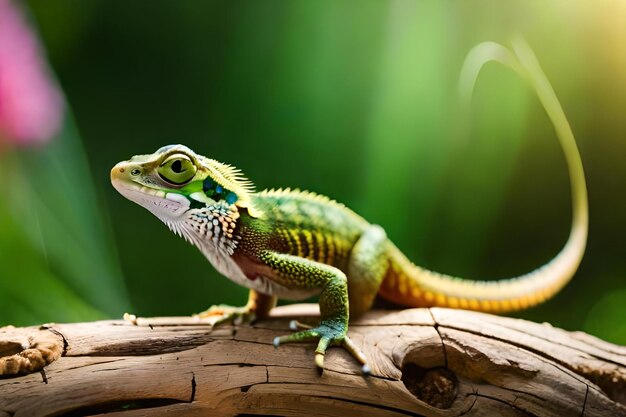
401, 362, 458, 409
0, 325, 64, 376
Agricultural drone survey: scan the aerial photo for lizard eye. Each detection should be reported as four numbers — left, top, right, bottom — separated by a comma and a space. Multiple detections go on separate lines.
158, 154, 197, 185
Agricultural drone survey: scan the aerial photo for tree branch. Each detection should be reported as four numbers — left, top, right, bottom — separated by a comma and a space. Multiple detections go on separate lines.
1, 305, 625, 417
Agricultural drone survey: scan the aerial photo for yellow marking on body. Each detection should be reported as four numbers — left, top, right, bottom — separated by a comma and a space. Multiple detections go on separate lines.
497, 300, 511, 312
331, 237, 341, 261
435, 293, 446, 306
289, 229, 303, 257
536, 288, 551, 303
279, 229, 295, 254
447, 297, 459, 308
339, 238, 347, 260
518, 297, 530, 310
287, 229, 299, 255
334, 237, 348, 262
410, 285, 421, 299
325, 234, 335, 265
380, 250, 566, 313
398, 275, 408, 295
302, 230, 314, 260
314, 231, 326, 263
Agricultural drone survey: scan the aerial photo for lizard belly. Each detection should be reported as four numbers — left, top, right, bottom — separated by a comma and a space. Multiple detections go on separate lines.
174, 210, 321, 301
202, 248, 320, 301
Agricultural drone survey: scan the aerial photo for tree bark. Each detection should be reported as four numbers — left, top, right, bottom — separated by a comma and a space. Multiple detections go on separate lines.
0, 304, 625, 417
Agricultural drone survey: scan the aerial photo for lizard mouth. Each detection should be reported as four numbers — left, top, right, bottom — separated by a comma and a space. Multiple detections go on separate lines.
111, 178, 190, 219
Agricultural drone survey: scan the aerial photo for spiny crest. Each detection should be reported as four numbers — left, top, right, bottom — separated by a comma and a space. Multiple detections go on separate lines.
260, 188, 346, 208
198, 156, 262, 217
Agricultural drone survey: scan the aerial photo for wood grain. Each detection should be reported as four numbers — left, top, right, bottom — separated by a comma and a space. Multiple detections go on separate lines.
0, 305, 624, 417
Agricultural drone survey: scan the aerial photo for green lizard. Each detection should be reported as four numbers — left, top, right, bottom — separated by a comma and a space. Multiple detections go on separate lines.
111, 135, 587, 373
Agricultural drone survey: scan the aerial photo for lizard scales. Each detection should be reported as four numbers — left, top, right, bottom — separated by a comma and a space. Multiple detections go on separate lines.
111, 134, 587, 371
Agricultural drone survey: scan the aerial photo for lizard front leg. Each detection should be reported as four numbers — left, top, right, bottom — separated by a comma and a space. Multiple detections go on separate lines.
259, 251, 370, 374
195, 289, 277, 326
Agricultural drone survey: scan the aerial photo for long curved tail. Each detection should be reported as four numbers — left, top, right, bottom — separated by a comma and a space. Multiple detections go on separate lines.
378, 40, 588, 313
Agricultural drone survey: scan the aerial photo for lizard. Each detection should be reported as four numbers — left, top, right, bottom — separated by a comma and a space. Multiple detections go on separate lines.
110, 133, 587, 374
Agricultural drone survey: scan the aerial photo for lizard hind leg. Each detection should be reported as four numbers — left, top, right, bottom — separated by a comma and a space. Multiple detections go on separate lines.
347, 224, 389, 318
123, 289, 276, 327
195, 289, 277, 327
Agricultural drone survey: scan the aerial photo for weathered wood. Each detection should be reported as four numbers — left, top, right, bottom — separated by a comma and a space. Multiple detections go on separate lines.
0, 305, 625, 417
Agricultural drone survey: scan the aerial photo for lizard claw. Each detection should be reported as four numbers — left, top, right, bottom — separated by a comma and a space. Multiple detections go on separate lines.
289, 320, 312, 331
315, 353, 325, 369
196, 304, 256, 328
274, 322, 370, 375
361, 364, 371, 375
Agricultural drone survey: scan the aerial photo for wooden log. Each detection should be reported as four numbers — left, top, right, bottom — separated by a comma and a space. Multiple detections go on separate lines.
0, 305, 625, 417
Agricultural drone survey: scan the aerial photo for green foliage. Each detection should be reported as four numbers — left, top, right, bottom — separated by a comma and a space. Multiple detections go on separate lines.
0, 116, 130, 326
1, 1, 622, 345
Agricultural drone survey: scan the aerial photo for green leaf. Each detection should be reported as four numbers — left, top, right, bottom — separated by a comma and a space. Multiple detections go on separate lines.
0, 114, 130, 325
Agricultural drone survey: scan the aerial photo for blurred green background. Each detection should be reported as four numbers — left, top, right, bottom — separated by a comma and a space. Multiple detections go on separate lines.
1, 1, 624, 344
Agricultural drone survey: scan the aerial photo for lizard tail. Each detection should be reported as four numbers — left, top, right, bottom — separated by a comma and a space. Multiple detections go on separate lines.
378, 41, 588, 313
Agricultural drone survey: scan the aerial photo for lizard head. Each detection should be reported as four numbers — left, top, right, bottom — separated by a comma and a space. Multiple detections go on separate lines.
111, 144, 259, 223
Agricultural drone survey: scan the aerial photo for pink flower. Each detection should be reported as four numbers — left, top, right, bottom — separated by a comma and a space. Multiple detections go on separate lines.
0, 0, 63, 147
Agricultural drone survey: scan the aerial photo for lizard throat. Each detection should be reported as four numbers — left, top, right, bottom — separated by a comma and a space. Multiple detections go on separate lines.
112, 179, 240, 257
174, 204, 241, 257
